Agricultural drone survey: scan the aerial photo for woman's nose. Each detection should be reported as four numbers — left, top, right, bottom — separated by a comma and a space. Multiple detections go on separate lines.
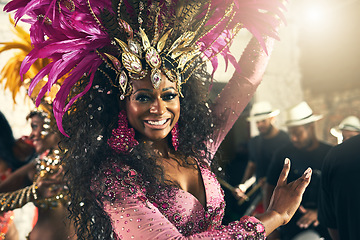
150, 99, 166, 115
30, 129, 41, 139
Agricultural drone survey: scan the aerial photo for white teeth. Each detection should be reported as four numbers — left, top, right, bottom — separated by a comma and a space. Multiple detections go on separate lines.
147, 119, 167, 125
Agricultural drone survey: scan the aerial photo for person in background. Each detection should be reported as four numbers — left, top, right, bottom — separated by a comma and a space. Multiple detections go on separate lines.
0, 111, 17, 176
0, 111, 21, 240
0, 111, 35, 174
318, 134, 360, 240
330, 115, 360, 144
265, 101, 332, 240
233, 101, 290, 208
0, 110, 76, 240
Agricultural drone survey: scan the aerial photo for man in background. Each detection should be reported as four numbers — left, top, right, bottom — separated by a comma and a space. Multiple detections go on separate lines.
264, 101, 332, 240
233, 101, 290, 212
318, 134, 360, 240
330, 115, 360, 143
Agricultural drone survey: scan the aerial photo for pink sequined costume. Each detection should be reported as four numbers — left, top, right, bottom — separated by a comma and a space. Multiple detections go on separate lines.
98, 37, 274, 239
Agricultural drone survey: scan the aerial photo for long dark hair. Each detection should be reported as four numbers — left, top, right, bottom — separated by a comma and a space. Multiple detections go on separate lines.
60, 61, 217, 239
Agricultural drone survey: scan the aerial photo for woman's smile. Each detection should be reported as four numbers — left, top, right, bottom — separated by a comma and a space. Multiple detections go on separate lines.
144, 118, 170, 129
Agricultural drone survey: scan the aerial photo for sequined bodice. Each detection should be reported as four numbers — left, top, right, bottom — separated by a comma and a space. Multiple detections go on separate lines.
100, 160, 265, 239
146, 162, 225, 236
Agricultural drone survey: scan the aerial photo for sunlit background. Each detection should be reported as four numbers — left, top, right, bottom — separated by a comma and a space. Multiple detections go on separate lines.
211, 0, 360, 145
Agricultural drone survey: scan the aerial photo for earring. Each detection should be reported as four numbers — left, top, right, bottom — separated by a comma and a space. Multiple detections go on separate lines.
107, 110, 139, 154
171, 122, 179, 151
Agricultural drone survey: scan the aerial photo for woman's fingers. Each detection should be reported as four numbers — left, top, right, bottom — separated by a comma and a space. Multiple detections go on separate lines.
268, 164, 313, 226
276, 158, 290, 186
293, 167, 312, 195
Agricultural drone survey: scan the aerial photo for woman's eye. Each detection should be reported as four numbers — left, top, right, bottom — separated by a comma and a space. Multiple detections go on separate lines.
162, 93, 178, 101
135, 94, 151, 102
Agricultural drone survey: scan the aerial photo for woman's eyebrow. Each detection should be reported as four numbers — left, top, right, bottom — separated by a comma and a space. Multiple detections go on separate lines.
133, 87, 176, 94
162, 87, 176, 92
133, 88, 153, 94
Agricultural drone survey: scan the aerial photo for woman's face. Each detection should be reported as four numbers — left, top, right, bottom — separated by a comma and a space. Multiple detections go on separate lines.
29, 115, 45, 153
29, 115, 59, 154
126, 73, 180, 142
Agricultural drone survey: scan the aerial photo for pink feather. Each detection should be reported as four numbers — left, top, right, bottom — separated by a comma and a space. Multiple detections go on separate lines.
197, 0, 285, 74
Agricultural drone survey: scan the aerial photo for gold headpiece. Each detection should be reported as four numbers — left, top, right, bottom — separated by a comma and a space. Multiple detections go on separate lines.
93, 1, 218, 100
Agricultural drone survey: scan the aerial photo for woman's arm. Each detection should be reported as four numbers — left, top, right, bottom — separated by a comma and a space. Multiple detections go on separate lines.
209, 36, 275, 154
104, 197, 265, 239
0, 162, 37, 212
0, 159, 65, 212
0, 161, 35, 193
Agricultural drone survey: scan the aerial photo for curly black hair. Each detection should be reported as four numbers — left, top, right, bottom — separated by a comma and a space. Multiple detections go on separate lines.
60, 60, 219, 239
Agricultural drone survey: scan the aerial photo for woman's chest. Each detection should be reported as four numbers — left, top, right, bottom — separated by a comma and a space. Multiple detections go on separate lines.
100, 160, 226, 236
161, 159, 206, 206
147, 165, 226, 235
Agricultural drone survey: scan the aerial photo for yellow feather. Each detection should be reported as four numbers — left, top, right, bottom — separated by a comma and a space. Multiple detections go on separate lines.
0, 17, 54, 104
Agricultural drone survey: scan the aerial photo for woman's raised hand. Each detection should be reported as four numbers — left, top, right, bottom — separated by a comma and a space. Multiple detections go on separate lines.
256, 158, 312, 235
267, 158, 312, 225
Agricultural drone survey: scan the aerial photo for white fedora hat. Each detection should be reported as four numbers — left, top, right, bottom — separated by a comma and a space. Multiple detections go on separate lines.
247, 101, 280, 121
284, 101, 323, 127
331, 116, 360, 136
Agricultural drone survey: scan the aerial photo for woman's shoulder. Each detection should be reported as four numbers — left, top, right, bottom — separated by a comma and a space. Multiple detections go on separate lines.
98, 159, 143, 185
92, 159, 146, 200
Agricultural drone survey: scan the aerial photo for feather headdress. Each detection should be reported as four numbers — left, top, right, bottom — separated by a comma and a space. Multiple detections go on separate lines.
4, 0, 285, 136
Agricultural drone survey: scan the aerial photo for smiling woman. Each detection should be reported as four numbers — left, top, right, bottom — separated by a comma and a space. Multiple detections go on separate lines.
126, 74, 180, 142
5, 0, 313, 239
26, 112, 60, 155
